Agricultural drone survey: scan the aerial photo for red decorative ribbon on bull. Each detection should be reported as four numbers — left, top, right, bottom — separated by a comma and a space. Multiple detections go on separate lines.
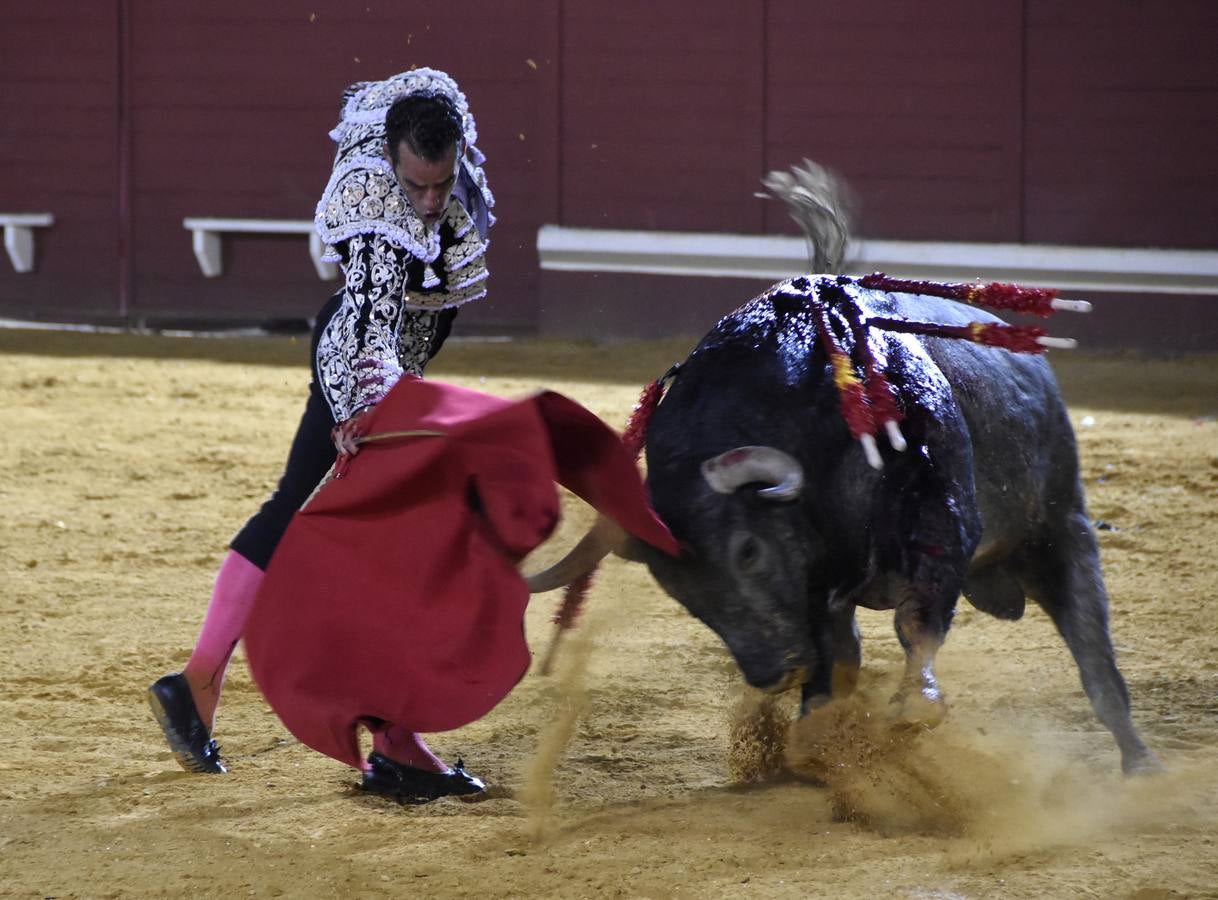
818, 273, 1085, 468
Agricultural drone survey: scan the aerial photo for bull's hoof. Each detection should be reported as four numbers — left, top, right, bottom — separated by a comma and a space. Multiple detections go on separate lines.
887, 688, 948, 730
799, 691, 833, 717
830, 661, 860, 699
784, 698, 844, 781
1122, 749, 1165, 777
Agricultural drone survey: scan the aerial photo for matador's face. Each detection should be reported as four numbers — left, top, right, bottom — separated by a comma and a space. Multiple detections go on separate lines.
389, 139, 462, 229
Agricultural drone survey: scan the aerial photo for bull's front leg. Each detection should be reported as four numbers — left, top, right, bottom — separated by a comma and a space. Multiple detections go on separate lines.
890, 586, 957, 728
879, 410, 980, 728
881, 482, 977, 728
885, 512, 974, 727
800, 602, 861, 714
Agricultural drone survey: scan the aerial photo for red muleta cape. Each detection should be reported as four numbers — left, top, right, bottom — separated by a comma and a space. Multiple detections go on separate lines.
243, 377, 677, 769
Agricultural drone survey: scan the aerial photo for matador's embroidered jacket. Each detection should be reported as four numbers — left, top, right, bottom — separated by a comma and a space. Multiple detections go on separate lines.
312, 69, 495, 423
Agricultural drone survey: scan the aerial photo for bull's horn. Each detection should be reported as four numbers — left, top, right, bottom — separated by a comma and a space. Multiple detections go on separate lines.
701, 446, 804, 500
524, 515, 628, 593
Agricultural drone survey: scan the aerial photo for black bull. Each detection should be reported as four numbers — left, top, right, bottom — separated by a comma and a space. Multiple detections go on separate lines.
534, 275, 1158, 775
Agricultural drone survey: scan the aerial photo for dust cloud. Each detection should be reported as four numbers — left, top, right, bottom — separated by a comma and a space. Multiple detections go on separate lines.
726, 678, 1218, 870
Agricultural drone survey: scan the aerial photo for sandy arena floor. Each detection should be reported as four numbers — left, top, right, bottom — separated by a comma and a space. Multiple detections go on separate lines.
1, 328, 1217, 899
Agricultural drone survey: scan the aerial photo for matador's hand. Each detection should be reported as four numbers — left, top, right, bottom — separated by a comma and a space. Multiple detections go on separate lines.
331, 407, 374, 457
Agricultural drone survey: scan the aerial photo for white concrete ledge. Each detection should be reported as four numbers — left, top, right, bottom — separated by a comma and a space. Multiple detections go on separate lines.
183, 217, 337, 280
537, 225, 1218, 296
1, 213, 54, 273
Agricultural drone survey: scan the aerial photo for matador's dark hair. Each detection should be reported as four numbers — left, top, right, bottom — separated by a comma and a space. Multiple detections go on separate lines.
384, 92, 464, 164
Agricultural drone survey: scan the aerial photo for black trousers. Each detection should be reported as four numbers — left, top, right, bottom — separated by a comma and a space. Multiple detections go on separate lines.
229, 294, 344, 570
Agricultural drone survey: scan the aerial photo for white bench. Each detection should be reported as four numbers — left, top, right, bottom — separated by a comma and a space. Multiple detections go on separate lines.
183, 218, 337, 280
1, 213, 54, 273
537, 225, 1218, 296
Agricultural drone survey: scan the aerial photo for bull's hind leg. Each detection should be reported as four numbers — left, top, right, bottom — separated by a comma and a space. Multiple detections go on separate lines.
1020, 510, 1159, 774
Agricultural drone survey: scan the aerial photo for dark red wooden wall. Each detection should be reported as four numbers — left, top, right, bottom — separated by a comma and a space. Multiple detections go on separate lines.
561, 0, 767, 233
0, 4, 121, 321
1024, 1, 1218, 246
2, 1, 1215, 344
766, 1, 1025, 242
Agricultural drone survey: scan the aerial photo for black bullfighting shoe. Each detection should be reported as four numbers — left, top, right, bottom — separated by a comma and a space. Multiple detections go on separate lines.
148, 672, 227, 774
360, 752, 486, 803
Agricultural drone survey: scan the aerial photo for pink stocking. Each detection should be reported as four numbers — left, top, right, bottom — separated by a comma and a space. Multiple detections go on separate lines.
372, 726, 448, 773
183, 550, 263, 730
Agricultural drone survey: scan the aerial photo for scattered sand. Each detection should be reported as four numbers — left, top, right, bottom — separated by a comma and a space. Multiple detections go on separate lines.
2, 330, 1217, 898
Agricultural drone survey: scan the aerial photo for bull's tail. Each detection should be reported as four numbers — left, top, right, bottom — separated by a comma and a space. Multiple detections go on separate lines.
760, 159, 853, 274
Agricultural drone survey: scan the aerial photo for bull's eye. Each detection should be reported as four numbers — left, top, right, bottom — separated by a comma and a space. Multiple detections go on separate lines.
731, 532, 765, 576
